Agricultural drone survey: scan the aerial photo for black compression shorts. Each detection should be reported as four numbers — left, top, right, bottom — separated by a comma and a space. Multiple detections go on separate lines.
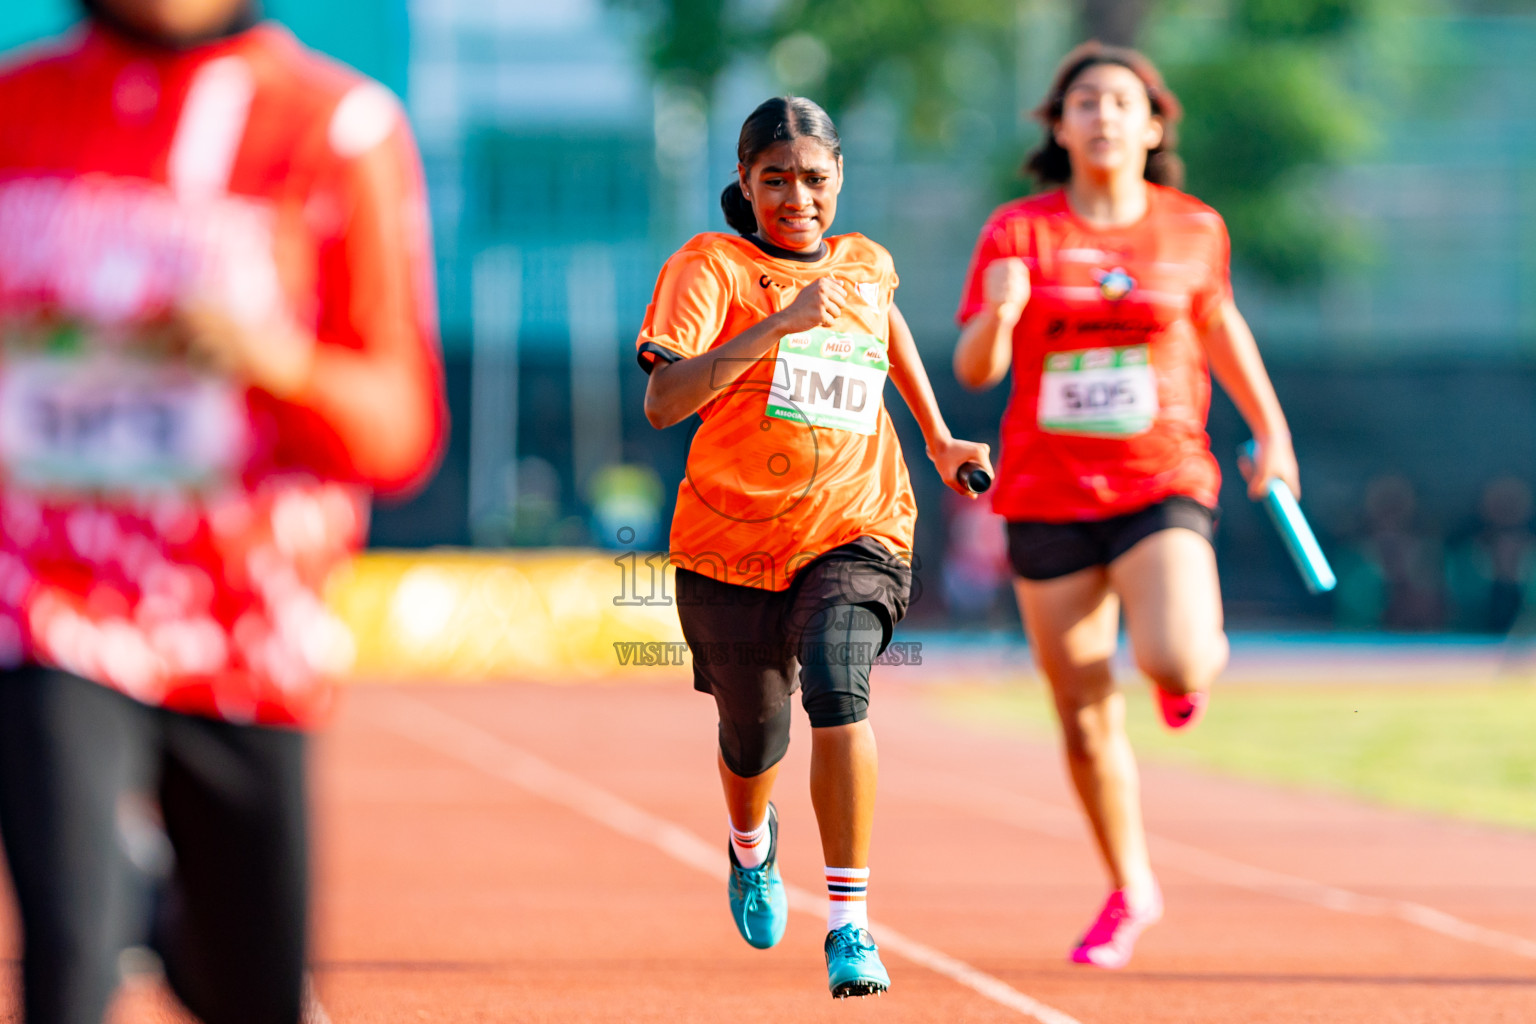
675, 537, 912, 776
1006, 495, 1216, 581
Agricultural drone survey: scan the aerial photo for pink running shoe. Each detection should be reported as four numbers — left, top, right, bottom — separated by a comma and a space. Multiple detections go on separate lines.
1156, 687, 1208, 730
1069, 886, 1164, 969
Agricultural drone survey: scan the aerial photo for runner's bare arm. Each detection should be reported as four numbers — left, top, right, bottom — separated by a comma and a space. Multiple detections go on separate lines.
294, 129, 445, 493
1199, 298, 1300, 499
186, 124, 445, 494
953, 257, 1029, 390
887, 304, 992, 497
178, 307, 440, 492
644, 277, 847, 429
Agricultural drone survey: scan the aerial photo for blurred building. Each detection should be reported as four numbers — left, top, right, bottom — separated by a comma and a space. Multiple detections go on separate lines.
403, 0, 660, 547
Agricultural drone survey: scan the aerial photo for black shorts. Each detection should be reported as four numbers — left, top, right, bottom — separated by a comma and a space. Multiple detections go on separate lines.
0, 666, 308, 1024
1007, 496, 1216, 581
676, 537, 911, 710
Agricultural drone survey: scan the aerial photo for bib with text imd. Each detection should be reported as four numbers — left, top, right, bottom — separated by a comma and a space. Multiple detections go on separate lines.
766, 328, 888, 436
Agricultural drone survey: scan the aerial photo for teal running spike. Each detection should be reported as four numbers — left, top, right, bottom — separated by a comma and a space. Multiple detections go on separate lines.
824, 924, 890, 998
727, 802, 787, 949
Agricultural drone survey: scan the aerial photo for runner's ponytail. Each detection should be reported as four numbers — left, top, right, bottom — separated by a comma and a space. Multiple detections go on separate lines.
721, 183, 759, 235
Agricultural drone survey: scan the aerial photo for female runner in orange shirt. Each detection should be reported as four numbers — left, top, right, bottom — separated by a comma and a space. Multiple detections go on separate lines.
638, 96, 989, 997
954, 43, 1300, 969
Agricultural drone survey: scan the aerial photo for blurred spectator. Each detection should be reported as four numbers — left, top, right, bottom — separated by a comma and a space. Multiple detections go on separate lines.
588, 462, 665, 549
1446, 476, 1536, 633
941, 491, 1011, 627
1334, 474, 1446, 631
508, 455, 562, 546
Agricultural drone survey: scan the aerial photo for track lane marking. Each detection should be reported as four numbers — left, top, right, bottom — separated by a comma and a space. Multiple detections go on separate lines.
903, 768, 1536, 962
376, 695, 1085, 1024
303, 979, 333, 1024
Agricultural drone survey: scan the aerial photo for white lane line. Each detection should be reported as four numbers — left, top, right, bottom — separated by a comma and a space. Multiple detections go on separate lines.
1149, 839, 1536, 961
303, 978, 334, 1024
376, 695, 1085, 1024
903, 768, 1536, 962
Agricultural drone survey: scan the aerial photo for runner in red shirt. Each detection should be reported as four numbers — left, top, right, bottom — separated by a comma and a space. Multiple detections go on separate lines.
954, 42, 1300, 970
0, 1, 445, 1019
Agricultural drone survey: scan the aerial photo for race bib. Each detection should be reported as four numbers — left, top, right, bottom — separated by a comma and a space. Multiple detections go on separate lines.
0, 353, 250, 491
1037, 345, 1157, 437
766, 328, 888, 435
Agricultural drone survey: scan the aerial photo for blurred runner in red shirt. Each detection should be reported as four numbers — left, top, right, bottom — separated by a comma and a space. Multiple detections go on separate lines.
0, 0, 445, 1019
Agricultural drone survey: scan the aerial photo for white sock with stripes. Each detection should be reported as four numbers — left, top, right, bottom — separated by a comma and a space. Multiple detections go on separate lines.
730, 815, 770, 869
826, 866, 870, 931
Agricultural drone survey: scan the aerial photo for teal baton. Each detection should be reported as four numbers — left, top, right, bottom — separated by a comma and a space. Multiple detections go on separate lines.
1238, 441, 1336, 594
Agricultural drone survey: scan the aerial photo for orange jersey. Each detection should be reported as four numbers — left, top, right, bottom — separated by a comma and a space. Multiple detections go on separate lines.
957, 185, 1230, 521
637, 232, 916, 591
0, 24, 446, 726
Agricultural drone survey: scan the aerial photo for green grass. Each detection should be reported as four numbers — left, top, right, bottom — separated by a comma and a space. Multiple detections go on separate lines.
932, 681, 1536, 832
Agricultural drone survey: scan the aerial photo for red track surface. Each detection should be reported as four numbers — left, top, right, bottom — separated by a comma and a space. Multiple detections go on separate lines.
4, 676, 1535, 1022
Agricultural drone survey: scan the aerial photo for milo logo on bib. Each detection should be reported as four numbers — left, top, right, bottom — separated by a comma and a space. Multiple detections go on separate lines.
1037, 344, 1157, 437
767, 328, 889, 435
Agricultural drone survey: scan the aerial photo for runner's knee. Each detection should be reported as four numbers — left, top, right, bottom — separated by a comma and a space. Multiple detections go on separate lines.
803, 690, 868, 729
800, 655, 871, 728
1055, 694, 1122, 762
1135, 632, 1227, 695
717, 699, 792, 778
798, 604, 880, 729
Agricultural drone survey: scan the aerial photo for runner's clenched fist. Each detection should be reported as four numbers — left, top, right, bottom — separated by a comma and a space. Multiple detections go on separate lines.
983, 257, 1030, 318
778, 276, 848, 333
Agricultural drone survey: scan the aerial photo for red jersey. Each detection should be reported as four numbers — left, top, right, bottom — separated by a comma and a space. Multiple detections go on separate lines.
637, 233, 916, 590
957, 185, 1230, 522
0, 24, 446, 726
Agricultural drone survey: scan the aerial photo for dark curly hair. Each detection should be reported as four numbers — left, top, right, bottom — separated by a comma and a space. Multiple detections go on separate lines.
1024, 40, 1185, 190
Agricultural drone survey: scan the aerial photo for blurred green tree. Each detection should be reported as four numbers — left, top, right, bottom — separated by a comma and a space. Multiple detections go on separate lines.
616, 0, 1386, 283
1162, 0, 1379, 282
628, 0, 734, 94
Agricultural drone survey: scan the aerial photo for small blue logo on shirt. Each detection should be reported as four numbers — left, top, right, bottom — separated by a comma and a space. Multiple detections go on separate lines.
1093, 267, 1136, 302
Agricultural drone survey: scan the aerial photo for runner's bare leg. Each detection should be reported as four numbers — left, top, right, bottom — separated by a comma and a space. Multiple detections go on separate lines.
1111, 529, 1229, 698
1015, 572, 1156, 902
719, 754, 780, 832
809, 722, 878, 868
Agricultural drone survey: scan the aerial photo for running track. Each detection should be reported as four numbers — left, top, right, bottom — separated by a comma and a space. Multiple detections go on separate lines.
3, 676, 1535, 1022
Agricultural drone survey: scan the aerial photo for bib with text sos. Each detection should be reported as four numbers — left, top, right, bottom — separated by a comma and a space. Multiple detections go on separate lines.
0, 352, 251, 493
766, 328, 889, 435
1037, 345, 1157, 437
